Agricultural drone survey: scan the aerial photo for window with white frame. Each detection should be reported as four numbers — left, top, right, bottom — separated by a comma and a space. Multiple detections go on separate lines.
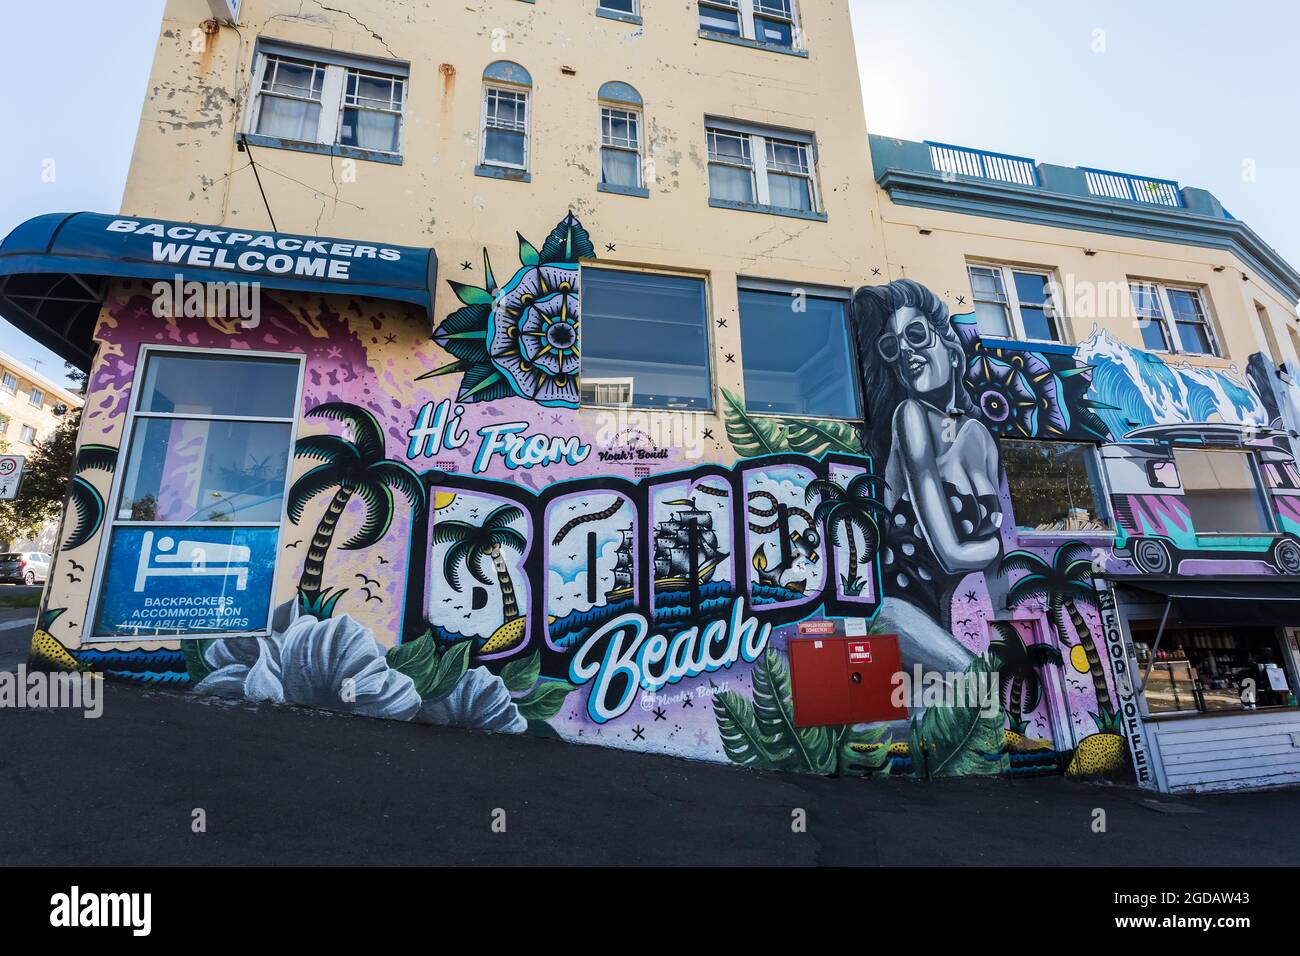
482, 86, 530, 170
1129, 281, 1219, 356
0, 373, 16, 394
600, 106, 642, 189
0, 416, 9, 435
27, 387, 42, 407
249, 45, 407, 157
19, 425, 35, 444
699, 0, 801, 49
91, 349, 303, 640
707, 123, 819, 213
598, 0, 639, 15
967, 263, 1065, 342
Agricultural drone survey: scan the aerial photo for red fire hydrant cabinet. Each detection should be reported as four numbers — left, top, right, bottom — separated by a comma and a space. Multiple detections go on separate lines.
788, 633, 908, 727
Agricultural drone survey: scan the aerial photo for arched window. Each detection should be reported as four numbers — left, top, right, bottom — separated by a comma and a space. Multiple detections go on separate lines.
479, 61, 533, 176
597, 82, 646, 195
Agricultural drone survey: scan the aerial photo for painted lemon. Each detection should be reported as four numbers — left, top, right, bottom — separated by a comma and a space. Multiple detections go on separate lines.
1066, 732, 1124, 777
480, 616, 527, 655
30, 629, 81, 671
1070, 643, 1090, 674
1004, 729, 1052, 752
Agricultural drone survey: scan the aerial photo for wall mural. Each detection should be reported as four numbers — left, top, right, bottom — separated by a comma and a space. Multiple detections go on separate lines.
28, 213, 1300, 786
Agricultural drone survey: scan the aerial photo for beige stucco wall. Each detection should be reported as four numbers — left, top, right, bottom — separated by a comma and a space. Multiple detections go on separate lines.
120, 0, 889, 438
875, 195, 1300, 375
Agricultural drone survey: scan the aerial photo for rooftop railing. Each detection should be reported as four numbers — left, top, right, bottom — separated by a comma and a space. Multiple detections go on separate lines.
925, 141, 1039, 187
1079, 167, 1184, 208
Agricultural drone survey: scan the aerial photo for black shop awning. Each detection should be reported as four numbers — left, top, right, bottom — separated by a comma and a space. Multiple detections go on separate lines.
1116, 578, 1300, 627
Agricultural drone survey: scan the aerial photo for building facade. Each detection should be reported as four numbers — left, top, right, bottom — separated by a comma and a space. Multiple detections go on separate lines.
0, 351, 81, 459
3, 0, 1300, 792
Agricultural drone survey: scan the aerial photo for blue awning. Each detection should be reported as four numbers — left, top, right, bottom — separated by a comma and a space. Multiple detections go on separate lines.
0, 212, 439, 369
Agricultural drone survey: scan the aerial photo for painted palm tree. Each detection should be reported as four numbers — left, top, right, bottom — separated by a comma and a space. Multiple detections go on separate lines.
988, 621, 1063, 724
435, 504, 526, 621
63, 444, 118, 549
806, 473, 888, 594
1001, 541, 1112, 714
289, 403, 426, 616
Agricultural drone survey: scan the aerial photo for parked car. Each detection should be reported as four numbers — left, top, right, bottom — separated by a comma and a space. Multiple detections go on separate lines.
0, 552, 51, 585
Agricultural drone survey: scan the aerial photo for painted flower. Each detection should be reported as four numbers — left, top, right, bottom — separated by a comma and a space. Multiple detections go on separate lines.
195, 611, 423, 720
487, 263, 581, 407
425, 213, 595, 409
418, 666, 527, 733
965, 348, 1069, 438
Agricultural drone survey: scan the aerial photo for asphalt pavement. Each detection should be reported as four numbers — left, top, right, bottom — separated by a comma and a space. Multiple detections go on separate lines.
3, 602, 1300, 866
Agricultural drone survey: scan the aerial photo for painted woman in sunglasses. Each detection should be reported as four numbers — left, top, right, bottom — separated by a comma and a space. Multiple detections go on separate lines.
852, 279, 1002, 674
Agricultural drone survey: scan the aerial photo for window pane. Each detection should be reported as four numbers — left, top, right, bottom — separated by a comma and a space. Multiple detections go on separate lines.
601, 148, 640, 187
968, 266, 1006, 302
1001, 439, 1111, 532
1134, 624, 1292, 714
581, 268, 712, 409
485, 128, 526, 166
599, 0, 637, 11
700, 3, 742, 34
739, 289, 856, 418
709, 164, 754, 203
256, 95, 322, 141
1018, 306, 1058, 342
974, 301, 1011, 338
754, 15, 794, 45
766, 171, 811, 210
1175, 320, 1213, 354
138, 354, 300, 417
340, 107, 400, 152
117, 417, 293, 523
1172, 449, 1272, 533
1138, 317, 1170, 351
266, 58, 322, 98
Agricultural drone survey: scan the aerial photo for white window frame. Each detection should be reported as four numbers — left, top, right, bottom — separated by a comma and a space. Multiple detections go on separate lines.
699, 0, 803, 49
706, 121, 821, 213
84, 344, 306, 643
27, 387, 43, 407
19, 425, 36, 445
600, 104, 644, 189
480, 83, 532, 172
1128, 280, 1221, 357
246, 42, 408, 158
0, 416, 9, 435
0, 373, 17, 394
967, 262, 1067, 344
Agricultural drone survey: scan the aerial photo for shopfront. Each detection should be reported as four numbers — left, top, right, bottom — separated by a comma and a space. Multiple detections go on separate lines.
1109, 581, 1300, 792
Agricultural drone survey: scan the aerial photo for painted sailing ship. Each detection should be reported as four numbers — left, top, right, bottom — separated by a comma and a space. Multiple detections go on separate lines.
653, 500, 728, 592
604, 526, 635, 603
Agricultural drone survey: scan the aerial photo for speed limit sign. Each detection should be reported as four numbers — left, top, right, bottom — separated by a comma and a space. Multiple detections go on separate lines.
0, 455, 24, 501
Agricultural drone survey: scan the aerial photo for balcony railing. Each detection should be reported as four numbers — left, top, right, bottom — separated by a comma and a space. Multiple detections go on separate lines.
1080, 167, 1184, 208
926, 141, 1039, 187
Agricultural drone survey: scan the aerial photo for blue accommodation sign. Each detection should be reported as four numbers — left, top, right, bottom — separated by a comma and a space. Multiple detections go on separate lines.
94, 527, 279, 638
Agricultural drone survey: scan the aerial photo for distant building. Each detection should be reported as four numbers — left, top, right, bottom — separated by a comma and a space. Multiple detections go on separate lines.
0, 351, 81, 456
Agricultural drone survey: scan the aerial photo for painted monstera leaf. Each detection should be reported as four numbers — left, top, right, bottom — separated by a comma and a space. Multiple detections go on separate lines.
721, 388, 860, 458
912, 656, 1007, 778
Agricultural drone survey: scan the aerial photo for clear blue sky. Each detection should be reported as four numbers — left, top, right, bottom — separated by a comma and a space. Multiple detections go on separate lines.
0, 0, 1296, 387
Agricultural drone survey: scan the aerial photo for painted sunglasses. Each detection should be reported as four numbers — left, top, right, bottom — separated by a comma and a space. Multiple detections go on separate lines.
877, 318, 937, 362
